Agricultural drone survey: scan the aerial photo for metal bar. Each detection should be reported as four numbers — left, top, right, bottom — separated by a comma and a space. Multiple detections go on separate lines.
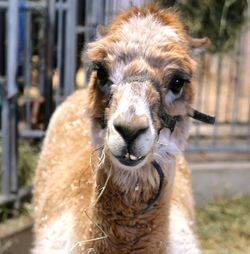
54, 2, 68, 11
85, 0, 90, 43
187, 144, 250, 153
1, 0, 19, 197
84, 0, 92, 44
8, 0, 19, 193
55, 0, 64, 106
211, 55, 223, 146
111, 0, 114, 19
0, 7, 5, 76
194, 54, 206, 146
0, 129, 45, 138
6, 0, 18, 98
0, 186, 32, 206
44, 0, 55, 128
19, 129, 45, 138
1, 100, 18, 194
24, 11, 31, 129
192, 121, 250, 126
1, 96, 11, 196
104, 0, 112, 25
76, 25, 94, 34
202, 56, 212, 115
84, 0, 106, 42
0, 76, 5, 81
63, 0, 77, 97
9, 99, 18, 193
95, 0, 105, 25
244, 7, 250, 144
0, 76, 6, 93
38, 14, 46, 97
248, 79, 250, 143
0, 1, 8, 9
0, 1, 46, 10
19, 1, 46, 11
230, 41, 241, 144
224, 55, 235, 122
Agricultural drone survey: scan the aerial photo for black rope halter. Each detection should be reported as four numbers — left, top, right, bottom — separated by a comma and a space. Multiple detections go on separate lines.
142, 160, 165, 213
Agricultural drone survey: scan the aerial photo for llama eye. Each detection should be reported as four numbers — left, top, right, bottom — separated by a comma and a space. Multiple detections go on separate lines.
92, 62, 112, 95
169, 76, 185, 94
94, 62, 109, 82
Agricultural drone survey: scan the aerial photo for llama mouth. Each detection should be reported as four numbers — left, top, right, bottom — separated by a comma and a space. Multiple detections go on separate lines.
115, 153, 145, 167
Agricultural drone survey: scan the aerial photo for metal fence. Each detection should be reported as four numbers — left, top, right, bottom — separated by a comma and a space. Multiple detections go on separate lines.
0, 0, 249, 206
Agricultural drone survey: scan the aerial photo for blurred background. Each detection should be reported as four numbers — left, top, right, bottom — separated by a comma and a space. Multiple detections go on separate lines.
0, 0, 249, 253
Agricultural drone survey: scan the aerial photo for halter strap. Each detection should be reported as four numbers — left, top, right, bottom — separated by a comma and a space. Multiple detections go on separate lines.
188, 108, 216, 124
142, 160, 165, 213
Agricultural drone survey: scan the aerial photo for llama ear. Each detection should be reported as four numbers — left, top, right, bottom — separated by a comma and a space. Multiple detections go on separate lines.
188, 37, 210, 56
96, 25, 108, 39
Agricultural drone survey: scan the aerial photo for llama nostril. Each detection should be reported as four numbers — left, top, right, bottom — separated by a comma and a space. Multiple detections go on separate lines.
113, 114, 149, 143
114, 123, 149, 143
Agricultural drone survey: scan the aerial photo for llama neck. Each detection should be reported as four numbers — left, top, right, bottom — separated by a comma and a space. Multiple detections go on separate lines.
85, 160, 174, 254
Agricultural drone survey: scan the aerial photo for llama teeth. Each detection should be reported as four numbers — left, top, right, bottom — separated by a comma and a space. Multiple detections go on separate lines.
125, 153, 130, 159
130, 154, 138, 161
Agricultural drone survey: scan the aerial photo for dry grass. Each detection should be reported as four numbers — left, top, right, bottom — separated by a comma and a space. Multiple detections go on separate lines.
197, 194, 250, 254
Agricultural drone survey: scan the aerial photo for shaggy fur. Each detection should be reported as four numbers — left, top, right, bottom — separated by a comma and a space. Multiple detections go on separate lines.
33, 5, 207, 254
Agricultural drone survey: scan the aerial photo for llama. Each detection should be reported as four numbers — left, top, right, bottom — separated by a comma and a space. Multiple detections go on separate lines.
32, 5, 212, 254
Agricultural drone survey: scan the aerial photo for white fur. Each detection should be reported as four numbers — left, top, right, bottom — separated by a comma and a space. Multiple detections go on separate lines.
156, 128, 181, 156
89, 119, 105, 149
109, 15, 179, 84
164, 89, 183, 104
110, 63, 126, 85
121, 14, 179, 46
32, 212, 74, 254
107, 82, 156, 167
169, 205, 201, 254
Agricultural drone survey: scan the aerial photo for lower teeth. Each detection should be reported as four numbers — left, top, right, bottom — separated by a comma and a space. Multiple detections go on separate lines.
130, 155, 137, 160
123, 153, 139, 161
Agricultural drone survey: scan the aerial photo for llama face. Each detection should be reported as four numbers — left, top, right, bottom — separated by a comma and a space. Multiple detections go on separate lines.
106, 80, 158, 170
94, 66, 193, 170
87, 7, 206, 171
88, 60, 192, 170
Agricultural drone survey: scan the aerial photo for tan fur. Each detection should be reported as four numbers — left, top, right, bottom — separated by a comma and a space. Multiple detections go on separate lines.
33, 5, 203, 254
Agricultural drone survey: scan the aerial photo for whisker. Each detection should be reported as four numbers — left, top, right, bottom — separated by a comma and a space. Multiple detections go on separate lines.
89, 145, 104, 170
97, 146, 106, 169
93, 145, 105, 153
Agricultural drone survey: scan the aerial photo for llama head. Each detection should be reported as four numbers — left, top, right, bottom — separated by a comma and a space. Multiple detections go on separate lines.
86, 6, 207, 174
